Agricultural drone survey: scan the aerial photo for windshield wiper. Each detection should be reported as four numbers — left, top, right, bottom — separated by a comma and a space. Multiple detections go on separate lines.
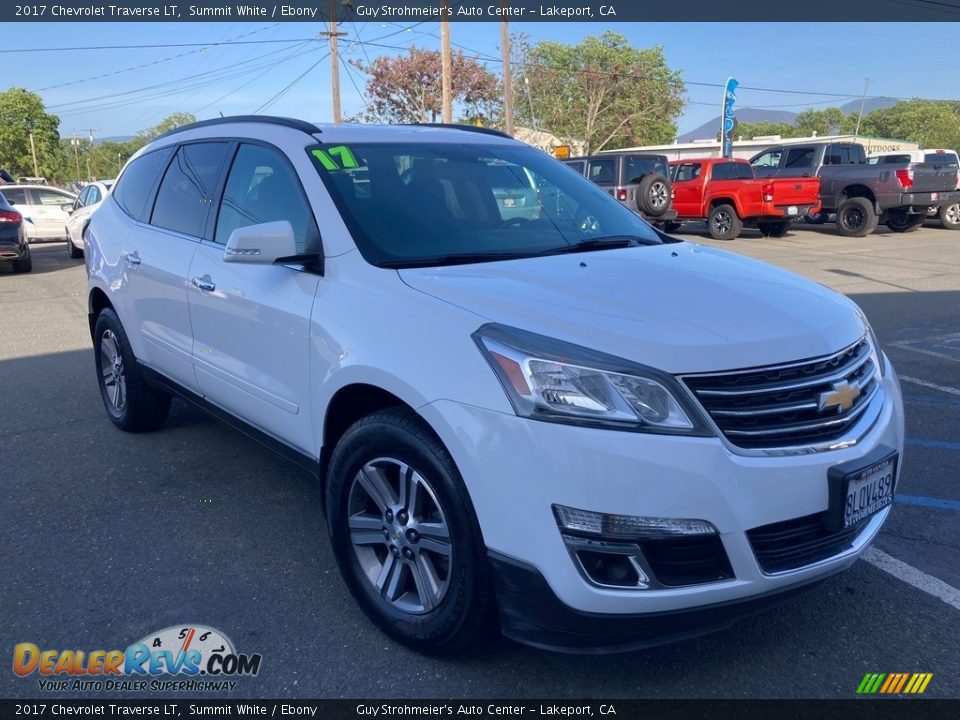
535, 235, 647, 256
383, 251, 535, 269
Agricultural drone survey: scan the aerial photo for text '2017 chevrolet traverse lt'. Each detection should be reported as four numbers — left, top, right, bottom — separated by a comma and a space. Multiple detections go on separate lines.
85, 117, 904, 654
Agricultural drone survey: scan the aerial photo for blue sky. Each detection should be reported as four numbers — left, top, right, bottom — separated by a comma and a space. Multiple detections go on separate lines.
7, 22, 958, 139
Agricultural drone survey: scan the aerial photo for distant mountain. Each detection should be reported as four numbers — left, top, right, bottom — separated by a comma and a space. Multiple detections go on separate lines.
677, 98, 899, 143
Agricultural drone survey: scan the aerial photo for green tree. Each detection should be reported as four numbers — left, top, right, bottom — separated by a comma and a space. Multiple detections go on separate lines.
858, 100, 960, 150
731, 120, 797, 140
794, 107, 854, 136
133, 112, 198, 144
0, 88, 67, 180
514, 31, 684, 153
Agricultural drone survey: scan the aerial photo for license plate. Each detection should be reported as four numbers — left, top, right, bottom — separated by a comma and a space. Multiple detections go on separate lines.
502, 198, 517, 207
787, 205, 798, 216
827, 449, 898, 530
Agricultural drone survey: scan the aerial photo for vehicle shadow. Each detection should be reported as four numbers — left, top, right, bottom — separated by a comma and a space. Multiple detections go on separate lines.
0, 241, 84, 275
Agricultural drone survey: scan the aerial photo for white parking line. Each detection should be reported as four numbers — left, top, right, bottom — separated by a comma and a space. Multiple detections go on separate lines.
900, 375, 960, 398
889, 341, 959, 363
863, 547, 960, 612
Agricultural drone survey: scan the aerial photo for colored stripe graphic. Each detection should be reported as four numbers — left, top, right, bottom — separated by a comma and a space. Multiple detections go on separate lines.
858, 672, 933, 694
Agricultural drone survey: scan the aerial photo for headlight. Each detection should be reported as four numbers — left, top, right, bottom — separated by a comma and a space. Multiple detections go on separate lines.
473, 324, 711, 435
855, 307, 885, 378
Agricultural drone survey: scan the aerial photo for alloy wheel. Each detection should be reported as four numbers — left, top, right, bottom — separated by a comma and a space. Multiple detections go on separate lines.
713, 211, 732, 234
347, 457, 453, 615
99, 329, 126, 411
649, 181, 669, 208
945, 204, 960, 225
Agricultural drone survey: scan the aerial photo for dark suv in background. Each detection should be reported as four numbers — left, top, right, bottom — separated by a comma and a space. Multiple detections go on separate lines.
565, 152, 676, 225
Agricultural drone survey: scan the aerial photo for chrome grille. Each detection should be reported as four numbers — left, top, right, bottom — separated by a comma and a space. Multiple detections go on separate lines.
682, 338, 881, 450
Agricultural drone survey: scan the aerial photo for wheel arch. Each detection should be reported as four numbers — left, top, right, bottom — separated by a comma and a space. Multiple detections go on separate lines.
87, 285, 114, 340
836, 185, 877, 212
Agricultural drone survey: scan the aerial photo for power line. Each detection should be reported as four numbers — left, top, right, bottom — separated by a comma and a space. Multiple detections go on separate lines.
253, 52, 330, 114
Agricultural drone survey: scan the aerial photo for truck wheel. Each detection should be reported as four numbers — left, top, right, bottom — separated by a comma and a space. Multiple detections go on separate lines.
757, 221, 790, 238
939, 203, 960, 230
661, 221, 683, 233
804, 210, 828, 225
835, 197, 879, 237
707, 204, 742, 241
638, 174, 671, 217
885, 211, 927, 233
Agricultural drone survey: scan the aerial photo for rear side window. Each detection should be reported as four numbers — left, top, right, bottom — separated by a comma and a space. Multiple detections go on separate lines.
784, 147, 815, 169
711, 162, 740, 180
113, 147, 174, 222
34, 189, 73, 206
824, 146, 858, 166
1, 188, 28, 205
736, 163, 753, 179
673, 163, 701, 182
624, 156, 667, 183
215, 143, 320, 253
563, 160, 587, 175
151, 142, 230, 238
88, 187, 102, 204
587, 158, 617, 184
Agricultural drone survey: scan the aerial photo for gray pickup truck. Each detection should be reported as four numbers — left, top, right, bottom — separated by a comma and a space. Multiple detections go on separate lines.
750, 141, 960, 236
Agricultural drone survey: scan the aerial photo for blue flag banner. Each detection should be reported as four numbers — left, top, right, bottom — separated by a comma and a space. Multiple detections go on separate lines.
721, 77, 738, 158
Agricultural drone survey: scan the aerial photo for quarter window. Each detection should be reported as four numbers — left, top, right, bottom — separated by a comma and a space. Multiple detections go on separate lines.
214, 144, 319, 253
151, 142, 230, 238
113, 147, 174, 222
1, 188, 27, 205
587, 158, 617, 185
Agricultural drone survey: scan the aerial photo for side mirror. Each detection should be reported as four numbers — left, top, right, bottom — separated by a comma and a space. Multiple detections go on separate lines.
223, 221, 297, 264
61, 203, 74, 214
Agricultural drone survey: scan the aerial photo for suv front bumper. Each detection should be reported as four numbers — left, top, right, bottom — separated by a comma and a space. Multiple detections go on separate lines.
419, 360, 904, 650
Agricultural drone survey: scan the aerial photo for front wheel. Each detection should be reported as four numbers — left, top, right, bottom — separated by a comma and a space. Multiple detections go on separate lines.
939, 203, 960, 230
835, 197, 879, 237
326, 408, 496, 654
707, 203, 743, 241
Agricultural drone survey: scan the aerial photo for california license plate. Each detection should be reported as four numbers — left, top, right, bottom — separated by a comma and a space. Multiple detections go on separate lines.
827, 449, 898, 530
502, 197, 517, 207
787, 205, 798, 215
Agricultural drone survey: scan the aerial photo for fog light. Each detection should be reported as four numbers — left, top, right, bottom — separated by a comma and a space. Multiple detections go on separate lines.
553, 504, 717, 540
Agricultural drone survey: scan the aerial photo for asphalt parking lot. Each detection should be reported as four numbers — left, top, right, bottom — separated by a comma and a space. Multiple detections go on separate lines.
1, 221, 958, 700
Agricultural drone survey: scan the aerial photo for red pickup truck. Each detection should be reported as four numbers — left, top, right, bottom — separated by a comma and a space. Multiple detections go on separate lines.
668, 158, 821, 240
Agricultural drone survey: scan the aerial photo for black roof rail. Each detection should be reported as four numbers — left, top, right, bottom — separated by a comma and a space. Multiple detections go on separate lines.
408, 123, 512, 139
154, 115, 322, 141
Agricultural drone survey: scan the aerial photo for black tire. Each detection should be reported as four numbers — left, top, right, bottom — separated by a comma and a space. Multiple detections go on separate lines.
757, 220, 790, 238
707, 203, 743, 241
93, 308, 171, 432
637, 174, 671, 217
803, 210, 828, 225
661, 221, 683, 233
11, 252, 32, 273
67, 234, 83, 258
885, 211, 927, 234
835, 197, 879, 237
938, 202, 960, 230
326, 407, 496, 654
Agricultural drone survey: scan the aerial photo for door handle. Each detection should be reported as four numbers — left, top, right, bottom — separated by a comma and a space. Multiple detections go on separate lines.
123, 251, 141, 266
191, 275, 216, 292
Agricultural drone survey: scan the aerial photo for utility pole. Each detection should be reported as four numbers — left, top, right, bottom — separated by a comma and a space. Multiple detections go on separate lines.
71, 135, 81, 178
440, 0, 452, 124
82, 128, 99, 181
28, 131, 39, 177
853, 78, 870, 141
500, 3, 513, 135
323, 0, 347, 123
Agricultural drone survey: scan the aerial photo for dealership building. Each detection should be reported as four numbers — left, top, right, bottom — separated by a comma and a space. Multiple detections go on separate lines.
607, 133, 920, 161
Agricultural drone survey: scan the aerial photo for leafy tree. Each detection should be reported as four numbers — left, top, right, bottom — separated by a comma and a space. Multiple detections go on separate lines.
350, 48, 501, 124
134, 112, 198, 143
513, 31, 684, 153
858, 99, 960, 150
731, 120, 797, 140
0, 88, 67, 180
794, 107, 854, 137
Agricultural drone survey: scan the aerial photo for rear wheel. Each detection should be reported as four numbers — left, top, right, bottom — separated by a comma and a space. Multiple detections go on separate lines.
707, 203, 742, 241
757, 221, 790, 238
637, 174, 671, 217
938, 203, 960, 230
94, 308, 171, 432
326, 408, 496, 654
11, 250, 32, 273
67, 233, 83, 258
835, 197, 879, 237
885, 211, 927, 233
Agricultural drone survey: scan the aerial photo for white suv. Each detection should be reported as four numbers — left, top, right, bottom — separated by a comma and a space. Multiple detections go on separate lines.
85, 117, 905, 654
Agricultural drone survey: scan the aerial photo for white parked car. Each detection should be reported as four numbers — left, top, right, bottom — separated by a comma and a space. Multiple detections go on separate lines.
868, 148, 960, 230
0, 184, 76, 242
64, 180, 114, 257
85, 117, 905, 654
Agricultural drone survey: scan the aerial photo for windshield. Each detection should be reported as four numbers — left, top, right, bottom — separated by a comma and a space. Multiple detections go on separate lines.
307, 142, 661, 268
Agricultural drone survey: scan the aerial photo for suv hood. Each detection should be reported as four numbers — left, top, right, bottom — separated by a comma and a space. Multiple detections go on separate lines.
399, 243, 863, 374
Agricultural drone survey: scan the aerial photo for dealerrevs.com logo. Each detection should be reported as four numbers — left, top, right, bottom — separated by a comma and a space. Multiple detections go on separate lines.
13, 625, 262, 692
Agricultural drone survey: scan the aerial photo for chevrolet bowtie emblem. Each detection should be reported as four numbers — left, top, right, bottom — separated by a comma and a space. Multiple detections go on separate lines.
819, 381, 861, 413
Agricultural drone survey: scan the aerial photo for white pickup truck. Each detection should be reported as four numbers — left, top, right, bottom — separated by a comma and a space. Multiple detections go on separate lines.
868, 149, 960, 230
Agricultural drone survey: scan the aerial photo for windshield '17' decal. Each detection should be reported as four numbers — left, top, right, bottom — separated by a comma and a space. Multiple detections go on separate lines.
312, 146, 359, 171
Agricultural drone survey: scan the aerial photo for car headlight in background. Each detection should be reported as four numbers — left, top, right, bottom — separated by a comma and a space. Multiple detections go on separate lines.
473, 323, 711, 435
